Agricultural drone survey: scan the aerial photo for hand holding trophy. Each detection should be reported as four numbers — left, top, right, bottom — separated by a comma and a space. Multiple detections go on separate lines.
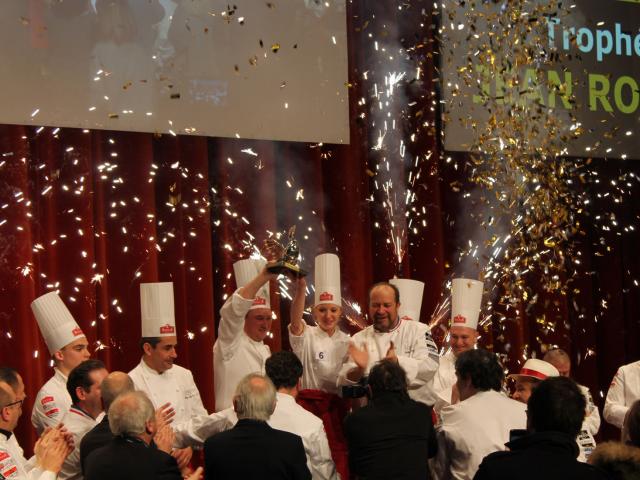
263, 226, 307, 278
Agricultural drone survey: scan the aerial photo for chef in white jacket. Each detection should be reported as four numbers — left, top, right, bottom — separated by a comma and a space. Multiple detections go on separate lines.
129, 282, 226, 465
604, 360, 640, 430
59, 360, 108, 480
30, 292, 91, 435
213, 258, 276, 411
0, 370, 71, 480
543, 347, 599, 461
423, 278, 482, 417
289, 254, 350, 479
336, 281, 439, 404
432, 348, 527, 480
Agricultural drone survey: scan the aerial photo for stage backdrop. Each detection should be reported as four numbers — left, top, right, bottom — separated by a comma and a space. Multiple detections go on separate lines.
0, 0, 638, 453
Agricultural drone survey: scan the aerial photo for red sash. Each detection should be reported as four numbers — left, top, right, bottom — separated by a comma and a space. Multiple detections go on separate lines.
297, 389, 350, 480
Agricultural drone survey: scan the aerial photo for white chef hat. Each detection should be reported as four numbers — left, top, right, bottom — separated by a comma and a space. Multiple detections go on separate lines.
389, 278, 425, 322
314, 253, 341, 307
31, 292, 86, 355
234, 258, 271, 310
140, 282, 176, 337
451, 278, 483, 330
509, 358, 559, 381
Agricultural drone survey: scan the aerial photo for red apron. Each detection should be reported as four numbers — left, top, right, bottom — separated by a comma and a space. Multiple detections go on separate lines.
297, 389, 350, 480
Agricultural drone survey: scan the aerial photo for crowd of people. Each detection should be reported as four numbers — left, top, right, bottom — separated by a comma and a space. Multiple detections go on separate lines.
1, 253, 639, 480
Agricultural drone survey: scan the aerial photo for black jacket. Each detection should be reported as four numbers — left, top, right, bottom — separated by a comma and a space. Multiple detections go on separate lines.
203, 418, 311, 480
473, 431, 610, 480
80, 415, 113, 474
84, 435, 182, 480
344, 392, 437, 480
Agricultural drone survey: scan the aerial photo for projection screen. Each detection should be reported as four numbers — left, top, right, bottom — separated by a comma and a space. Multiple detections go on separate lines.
0, 0, 349, 144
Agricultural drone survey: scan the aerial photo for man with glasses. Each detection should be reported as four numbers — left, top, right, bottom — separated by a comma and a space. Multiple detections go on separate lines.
0, 367, 72, 479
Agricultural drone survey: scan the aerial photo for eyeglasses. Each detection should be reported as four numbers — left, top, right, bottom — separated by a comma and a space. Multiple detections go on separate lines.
3, 399, 24, 409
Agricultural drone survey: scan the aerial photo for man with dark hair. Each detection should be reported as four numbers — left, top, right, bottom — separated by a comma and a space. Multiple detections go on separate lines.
30, 292, 92, 435
79, 371, 135, 473
337, 282, 439, 404
265, 351, 337, 479
344, 359, 437, 479
60, 359, 108, 479
474, 377, 608, 480
129, 282, 226, 471
544, 347, 600, 461
432, 349, 526, 480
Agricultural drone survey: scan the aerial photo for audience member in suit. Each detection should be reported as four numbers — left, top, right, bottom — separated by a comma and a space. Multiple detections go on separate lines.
474, 376, 609, 480
344, 359, 438, 480
79, 371, 134, 473
204, 373, 311, 480
84, 390, 202, 480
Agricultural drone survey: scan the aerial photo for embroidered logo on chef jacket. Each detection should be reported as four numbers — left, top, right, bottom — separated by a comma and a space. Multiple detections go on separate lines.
425, 332, 439, 360
0, 451, 18, 478
184, 388, 198, 400
41, 396, 60, 418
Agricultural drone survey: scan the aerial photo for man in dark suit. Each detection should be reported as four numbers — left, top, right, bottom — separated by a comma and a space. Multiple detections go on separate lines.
84, 390, 202, 480
344, 359, 438, 480
204, 373, 311, 480
80, 371, 134, 473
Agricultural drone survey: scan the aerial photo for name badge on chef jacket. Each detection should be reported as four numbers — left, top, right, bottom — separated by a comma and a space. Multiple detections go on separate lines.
315, 351, 327, 361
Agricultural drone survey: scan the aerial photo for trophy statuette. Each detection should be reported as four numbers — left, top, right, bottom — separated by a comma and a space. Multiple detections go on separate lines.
264, 227, 307, 278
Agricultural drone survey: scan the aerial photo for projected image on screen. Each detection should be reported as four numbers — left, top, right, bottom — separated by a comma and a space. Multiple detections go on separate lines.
440, 0, 639, 160
0, 0, 349, 144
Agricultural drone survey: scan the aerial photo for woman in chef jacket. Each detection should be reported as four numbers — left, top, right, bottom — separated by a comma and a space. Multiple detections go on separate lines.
289, 253, 350, 480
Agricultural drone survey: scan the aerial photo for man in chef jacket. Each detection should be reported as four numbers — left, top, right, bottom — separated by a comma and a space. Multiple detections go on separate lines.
0, 371, 72, 480
129, 282, 227, 469
424, 278, 483, 417
59, 359, 109, 480
431, 348, 527, 480
31, 292, 92, 435
604, 359, 640, 431
213, 258, 277, 411
336, 281, 439, 404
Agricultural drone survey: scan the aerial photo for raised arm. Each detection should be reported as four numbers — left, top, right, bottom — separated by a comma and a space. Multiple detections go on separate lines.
289, 277, 307, 336
218, 266, 276, 345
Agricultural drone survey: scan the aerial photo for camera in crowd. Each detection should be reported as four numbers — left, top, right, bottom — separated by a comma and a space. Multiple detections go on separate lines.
341, 376, 369, 399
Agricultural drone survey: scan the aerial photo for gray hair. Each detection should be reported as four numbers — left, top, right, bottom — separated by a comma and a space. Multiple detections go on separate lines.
233, 373, 276, 421
108, 390, 154, 436
101, 372, 135, 410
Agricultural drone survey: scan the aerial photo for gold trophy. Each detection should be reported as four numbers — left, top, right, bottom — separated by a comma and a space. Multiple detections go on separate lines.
264, 226, 307, 278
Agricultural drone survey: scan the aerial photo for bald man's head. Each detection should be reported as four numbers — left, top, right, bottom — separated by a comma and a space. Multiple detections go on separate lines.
101, 371, 135, 410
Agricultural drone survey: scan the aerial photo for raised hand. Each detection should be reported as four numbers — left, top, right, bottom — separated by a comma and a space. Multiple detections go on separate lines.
385, 341, 398, 363
172, 446, 193, 471
154, 424, 175, 454
348, 342, 369, 370
155, 402, 176, 429
186, 466, 204, 480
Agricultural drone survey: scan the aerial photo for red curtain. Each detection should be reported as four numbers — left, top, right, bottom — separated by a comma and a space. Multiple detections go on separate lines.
0, 0, 638, 454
